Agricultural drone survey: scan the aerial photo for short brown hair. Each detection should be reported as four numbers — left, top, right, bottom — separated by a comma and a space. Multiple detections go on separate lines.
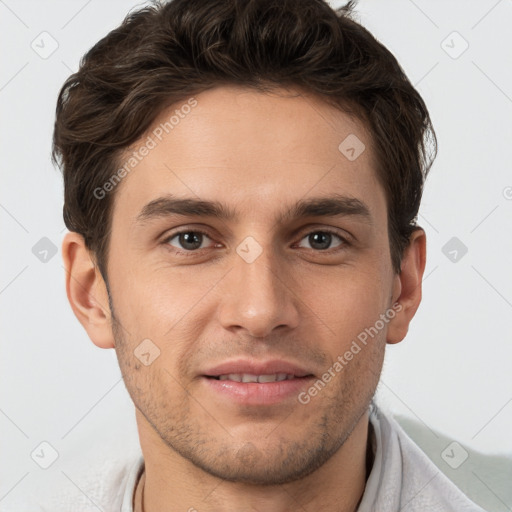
52, 0, 437, 282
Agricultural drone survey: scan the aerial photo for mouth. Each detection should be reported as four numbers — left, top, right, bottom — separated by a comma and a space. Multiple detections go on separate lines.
206, 373, 312, 383
202, 372, 315, 405
200, 359, 316, 405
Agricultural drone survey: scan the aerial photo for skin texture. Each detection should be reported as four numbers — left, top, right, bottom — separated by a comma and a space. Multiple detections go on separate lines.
62, 85, 426, 512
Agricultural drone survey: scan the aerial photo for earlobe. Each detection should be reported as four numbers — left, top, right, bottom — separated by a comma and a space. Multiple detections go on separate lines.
62, 232, 115, 349
386, 228, 427, 345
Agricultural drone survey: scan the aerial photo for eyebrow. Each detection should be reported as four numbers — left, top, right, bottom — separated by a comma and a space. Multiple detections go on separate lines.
135, 193, 373, 226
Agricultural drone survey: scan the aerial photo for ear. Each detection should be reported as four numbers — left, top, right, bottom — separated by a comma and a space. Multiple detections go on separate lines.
386, 228, 426, 345
62, 232, 115, 349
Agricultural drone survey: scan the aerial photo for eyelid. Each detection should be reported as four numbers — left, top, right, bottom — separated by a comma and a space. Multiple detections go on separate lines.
293, 228, 351, 250
162, 227, 218, 249
161, 225, 352, 257
294, 224, 354, 244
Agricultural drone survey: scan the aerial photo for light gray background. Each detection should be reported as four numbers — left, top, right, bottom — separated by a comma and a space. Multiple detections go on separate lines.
1, 0, 511, 509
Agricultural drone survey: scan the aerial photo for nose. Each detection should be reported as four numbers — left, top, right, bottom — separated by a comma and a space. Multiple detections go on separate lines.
216, 243, 300, 338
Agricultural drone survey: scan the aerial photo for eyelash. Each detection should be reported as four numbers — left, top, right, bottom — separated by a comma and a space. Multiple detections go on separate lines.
162, 228, 351, 256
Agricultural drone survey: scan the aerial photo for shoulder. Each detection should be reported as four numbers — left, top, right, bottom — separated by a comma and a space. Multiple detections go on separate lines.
10, 453, 144, 512
366, 403, 490, 512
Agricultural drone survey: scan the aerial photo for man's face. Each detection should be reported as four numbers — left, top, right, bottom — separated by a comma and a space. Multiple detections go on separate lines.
106, 85, 399, 484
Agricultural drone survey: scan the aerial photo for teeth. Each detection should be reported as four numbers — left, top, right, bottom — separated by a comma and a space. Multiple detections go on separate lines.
217, 373, 294, 383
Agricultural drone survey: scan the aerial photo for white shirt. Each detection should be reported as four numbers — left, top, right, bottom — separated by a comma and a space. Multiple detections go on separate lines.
356, 403, 486, 511
23, 402, 486, 511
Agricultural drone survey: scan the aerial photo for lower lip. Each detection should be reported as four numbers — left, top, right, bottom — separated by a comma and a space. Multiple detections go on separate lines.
201, 376, 315, 405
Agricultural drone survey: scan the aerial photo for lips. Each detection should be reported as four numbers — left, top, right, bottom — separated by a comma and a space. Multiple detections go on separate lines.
215, 373, 296, 383
202, 359, 314, 379
200, 359, 316, 405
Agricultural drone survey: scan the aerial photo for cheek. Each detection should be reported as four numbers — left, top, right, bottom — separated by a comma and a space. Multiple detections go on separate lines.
305, 265, 391, 341
109, 259, 219, 346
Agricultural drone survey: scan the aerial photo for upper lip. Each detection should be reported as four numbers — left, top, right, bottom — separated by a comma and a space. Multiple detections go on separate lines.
203, 359, 314, 378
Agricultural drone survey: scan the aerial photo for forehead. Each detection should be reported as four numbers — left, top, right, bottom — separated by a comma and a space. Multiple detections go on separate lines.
111, 85, 385, 226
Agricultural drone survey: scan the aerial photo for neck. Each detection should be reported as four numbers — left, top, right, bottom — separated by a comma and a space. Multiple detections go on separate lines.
135, 409, 371, 512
